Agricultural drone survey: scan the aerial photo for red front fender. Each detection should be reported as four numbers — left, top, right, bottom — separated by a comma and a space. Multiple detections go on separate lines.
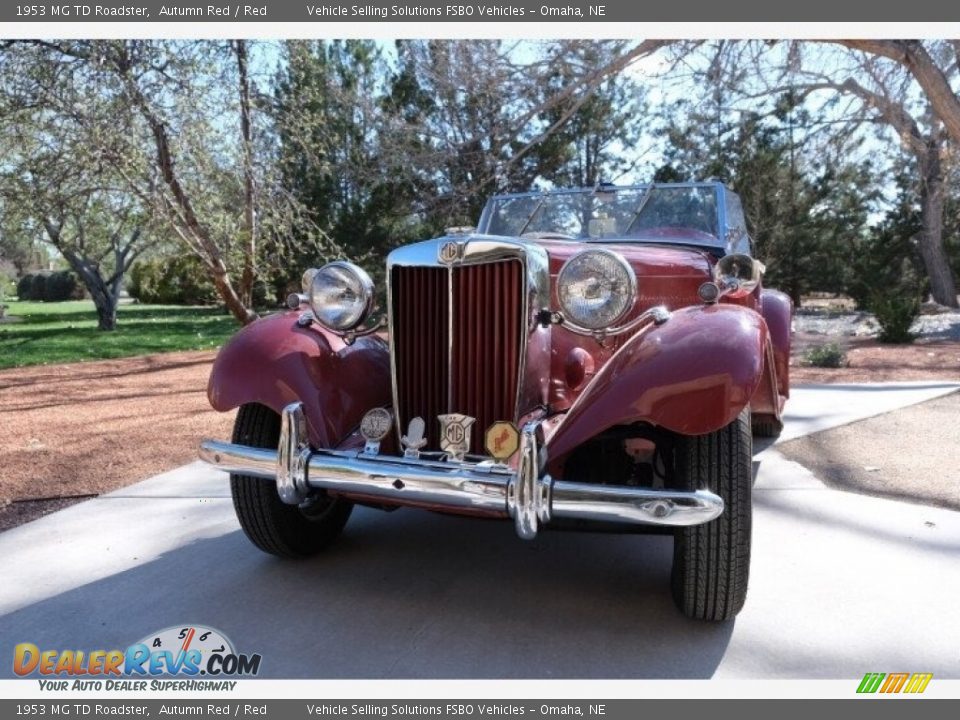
546, 304, 768, 460
207, 312, 391, 448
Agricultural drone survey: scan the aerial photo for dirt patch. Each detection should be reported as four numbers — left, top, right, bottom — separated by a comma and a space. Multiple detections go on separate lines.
0, 497, 91, 533
0, 350, 233, 511
777, 391, 960, 510
791, 335, 960, 383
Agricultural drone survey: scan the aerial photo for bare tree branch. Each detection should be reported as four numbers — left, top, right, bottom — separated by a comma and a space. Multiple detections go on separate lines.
826, 40, 960, 145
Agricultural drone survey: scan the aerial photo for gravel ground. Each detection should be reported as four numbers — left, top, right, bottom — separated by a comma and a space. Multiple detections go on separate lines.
790, 304, 960, 383
790, 336, 960, 383
793, 307, 960, 341
0, 350, 232, 529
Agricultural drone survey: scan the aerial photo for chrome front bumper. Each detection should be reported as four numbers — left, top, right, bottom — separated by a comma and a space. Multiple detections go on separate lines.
199, 403, 724, 540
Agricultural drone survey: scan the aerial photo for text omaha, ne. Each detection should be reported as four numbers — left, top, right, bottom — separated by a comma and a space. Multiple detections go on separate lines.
306, 4, 601, 18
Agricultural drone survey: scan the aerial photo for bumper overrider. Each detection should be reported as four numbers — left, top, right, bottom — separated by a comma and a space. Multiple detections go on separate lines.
199, 403, 724, 540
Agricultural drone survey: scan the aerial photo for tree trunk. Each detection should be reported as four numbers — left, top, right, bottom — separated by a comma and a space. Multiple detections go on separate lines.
917, 139, 959, 308
65, 254, 119, 330
208, 256, 258, 325
44, 224, 122, 331
71, 259, 119, 330
90, 283, 119, 331
234, 39, 258, 310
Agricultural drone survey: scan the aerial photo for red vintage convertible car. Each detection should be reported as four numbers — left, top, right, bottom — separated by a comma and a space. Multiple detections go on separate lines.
200, 183, 792, 621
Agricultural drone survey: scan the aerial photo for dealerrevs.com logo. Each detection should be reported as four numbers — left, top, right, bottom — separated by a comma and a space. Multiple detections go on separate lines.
13, 625, 261, 689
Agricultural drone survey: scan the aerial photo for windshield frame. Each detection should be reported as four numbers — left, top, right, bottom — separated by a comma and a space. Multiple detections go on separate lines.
476, 182, 734, 252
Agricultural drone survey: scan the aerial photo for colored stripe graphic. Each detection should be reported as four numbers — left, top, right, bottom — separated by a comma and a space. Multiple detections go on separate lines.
857, 672, 932, 694
880, 673, 909, 693
857, 673, 885, 693
904, 673, 933, 694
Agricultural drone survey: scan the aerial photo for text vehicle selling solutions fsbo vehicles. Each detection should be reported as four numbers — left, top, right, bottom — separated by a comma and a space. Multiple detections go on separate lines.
200, 183, 792, 621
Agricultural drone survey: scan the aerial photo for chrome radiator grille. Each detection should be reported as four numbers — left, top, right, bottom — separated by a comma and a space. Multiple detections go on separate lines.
390, 260, 523, 454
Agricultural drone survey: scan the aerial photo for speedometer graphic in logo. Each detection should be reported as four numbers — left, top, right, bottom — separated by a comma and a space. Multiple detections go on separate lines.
134, 625, 234, 674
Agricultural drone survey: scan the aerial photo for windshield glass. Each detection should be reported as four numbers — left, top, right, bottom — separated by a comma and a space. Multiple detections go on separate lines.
480, 186, 720, 244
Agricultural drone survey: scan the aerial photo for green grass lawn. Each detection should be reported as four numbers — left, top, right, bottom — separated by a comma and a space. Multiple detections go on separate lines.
0, 300, 238, 370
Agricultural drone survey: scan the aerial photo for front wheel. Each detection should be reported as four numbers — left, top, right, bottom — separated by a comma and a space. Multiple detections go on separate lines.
230, 403, 353, 558
670, 409, 752, 621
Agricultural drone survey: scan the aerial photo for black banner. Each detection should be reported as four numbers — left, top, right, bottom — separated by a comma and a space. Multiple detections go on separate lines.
2, 0, 959, 24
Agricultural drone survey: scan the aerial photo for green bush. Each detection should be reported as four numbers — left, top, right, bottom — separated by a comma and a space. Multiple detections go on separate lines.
128, 255, 217, 305
869, 292, 920, 344
16, 274, 34, 300
15, 271, 80, 301
44, 271, 78, 301
29, 273, 48, 301
803, 342, 847, 368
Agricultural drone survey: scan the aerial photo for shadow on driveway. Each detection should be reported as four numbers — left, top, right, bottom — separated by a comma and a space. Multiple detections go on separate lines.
0, 508, 733, 679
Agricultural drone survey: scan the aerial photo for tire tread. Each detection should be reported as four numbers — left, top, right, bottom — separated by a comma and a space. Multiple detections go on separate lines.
230, 403, 352, 558
671, 410, 752, 621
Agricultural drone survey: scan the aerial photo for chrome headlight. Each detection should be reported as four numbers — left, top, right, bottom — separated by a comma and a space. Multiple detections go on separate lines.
557, 250, 636, 330
715, 253, 764, 298
308, 261, 374, 331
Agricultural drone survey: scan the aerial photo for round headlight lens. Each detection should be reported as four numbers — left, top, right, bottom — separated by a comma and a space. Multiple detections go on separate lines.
308, 261, 374, 331
558, 250, 636, 330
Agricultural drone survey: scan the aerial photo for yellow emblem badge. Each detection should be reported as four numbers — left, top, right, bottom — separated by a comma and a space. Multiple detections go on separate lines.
484, 421, 520, 461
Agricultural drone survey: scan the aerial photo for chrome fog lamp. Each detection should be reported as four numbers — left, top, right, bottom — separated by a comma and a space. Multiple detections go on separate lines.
715, 254, 764, 298
557, 249, 636, 330
308, 261, 375, 331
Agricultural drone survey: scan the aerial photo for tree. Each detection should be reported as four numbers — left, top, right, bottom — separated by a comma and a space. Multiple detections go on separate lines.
0, 163, 149, 330
827, 41, 960, 147
385, 40, 671, 226
536, 42, 648, 187
0, 207, 38, 277
0, 39, 323, 325
844, 168, 926, 310
653, 92, 876, 305
270, 38, 670, 295
0, 53, 150, 329
272, 39, 404, 293
757, 43, 959, 306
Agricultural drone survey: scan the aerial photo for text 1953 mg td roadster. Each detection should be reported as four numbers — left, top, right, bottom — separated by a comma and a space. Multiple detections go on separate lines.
200, 182, 792, 621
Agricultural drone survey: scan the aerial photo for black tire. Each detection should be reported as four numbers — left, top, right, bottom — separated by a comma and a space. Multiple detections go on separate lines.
230, 403, 353, 558
751, 414, 783, 439
670, 409, 752, 621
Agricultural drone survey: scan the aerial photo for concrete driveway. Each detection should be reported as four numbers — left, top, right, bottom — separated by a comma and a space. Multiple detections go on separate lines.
1, 382, 958, 679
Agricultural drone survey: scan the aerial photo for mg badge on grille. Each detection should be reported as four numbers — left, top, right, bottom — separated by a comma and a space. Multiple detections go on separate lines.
438, 413, 476, 461
439, 240, 461, 264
